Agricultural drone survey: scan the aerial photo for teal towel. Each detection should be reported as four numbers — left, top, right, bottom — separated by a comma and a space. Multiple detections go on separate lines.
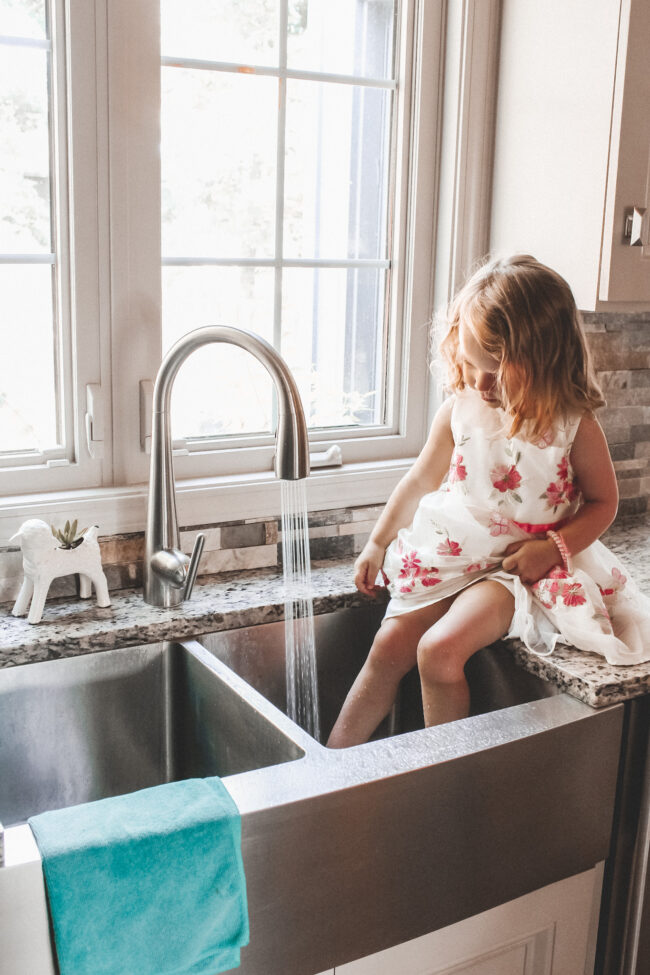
29, 778, 249, 975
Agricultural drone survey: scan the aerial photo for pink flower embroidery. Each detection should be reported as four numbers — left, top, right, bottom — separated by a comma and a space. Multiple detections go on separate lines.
532, 566, 571, 608
489, 513, 510, 536
599, 567, 627, 599
399, 552, 421, 578
562, 582, 587, 607
491, 464, 522, 493
541, 455, 579, 511
448, 452, 467, 484
396, 549, 440, 591
436, 538, 462, 557
465, 560, 494, 573
543, 481, 565, 508
548, 566, 569, 579
421, 568, 442, 587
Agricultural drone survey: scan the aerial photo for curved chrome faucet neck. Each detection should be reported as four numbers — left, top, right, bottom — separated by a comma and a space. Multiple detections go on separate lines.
144, 326, 309, 608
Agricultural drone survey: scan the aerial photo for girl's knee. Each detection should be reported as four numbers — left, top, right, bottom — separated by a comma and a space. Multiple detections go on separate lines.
417, 632, 467, 684
367, 619, 417, 673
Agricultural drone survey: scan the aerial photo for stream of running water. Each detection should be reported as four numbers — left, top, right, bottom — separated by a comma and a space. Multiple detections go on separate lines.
281, 478, 320, 742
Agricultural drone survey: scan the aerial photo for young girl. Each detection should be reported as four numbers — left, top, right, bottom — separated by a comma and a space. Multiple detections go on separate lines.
327, 254, 650, 749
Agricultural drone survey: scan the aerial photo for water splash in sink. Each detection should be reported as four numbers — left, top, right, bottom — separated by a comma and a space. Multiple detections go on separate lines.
281, 478, 320, 741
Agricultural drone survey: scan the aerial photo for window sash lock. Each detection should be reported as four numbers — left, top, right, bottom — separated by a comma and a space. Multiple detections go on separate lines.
85, 384, 104, 460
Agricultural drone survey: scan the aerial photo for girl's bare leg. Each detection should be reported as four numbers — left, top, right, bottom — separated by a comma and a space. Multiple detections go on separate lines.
417, 581, 515, 727
326, 596, 455, 748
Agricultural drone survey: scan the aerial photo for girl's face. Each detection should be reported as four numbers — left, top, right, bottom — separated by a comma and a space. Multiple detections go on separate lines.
458, 319, 501, 408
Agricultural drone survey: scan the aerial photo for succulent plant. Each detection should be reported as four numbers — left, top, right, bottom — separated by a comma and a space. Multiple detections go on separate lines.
51, 519, 88, 550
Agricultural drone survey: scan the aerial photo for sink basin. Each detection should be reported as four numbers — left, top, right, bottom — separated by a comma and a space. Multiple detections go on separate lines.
0, 641, 304, 826
0, 607, 626, 975
197, 604, 561, 743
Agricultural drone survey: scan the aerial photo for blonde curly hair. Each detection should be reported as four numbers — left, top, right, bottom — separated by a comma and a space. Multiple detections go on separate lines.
438, 254, 605, 441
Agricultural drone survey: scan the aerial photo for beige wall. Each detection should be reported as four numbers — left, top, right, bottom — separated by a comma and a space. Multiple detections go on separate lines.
489, 0, 621, 310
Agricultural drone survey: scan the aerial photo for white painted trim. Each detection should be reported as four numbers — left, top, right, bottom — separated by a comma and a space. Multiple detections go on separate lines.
0, 462, 409, 545
161, 55, 398, 91
161, 257, 391, 269
433, 0, 501, 310
106, 0, 162, 486
0, 0, 107, 495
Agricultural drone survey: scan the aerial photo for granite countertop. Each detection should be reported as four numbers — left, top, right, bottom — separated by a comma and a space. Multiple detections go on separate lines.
1, 515, 649, 709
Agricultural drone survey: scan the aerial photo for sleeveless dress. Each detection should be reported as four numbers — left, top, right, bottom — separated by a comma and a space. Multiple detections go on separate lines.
381, 388, 650, 666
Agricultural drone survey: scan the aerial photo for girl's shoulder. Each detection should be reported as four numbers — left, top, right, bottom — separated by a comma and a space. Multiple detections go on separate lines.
552, 410, 584, 451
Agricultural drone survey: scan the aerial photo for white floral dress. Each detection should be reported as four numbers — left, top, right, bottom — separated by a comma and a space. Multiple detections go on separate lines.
382, 388, 650, 666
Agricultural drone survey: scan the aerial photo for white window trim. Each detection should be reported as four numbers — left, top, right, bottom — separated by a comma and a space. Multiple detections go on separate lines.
0, 0, 108, 495
109, 0, 437, 487
0, 0, 501, 545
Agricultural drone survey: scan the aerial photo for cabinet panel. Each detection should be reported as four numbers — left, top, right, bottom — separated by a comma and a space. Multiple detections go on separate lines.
599, 0, 650, 302
336, 866, 601, 975
490, 0, 620, 310
490, 0, 650, 308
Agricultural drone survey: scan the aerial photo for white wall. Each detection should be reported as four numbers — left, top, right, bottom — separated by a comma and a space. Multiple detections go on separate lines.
489, 0, 621, 309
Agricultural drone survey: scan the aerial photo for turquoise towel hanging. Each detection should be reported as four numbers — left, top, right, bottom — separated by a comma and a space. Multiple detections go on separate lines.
29, 777, 249, 975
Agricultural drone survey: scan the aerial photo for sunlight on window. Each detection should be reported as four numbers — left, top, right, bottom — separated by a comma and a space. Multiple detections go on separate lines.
161, 0, 396, 444
0, 0, 60, 456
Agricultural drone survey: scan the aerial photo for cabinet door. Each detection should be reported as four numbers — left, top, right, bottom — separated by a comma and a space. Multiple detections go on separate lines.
335, 866, 602, 975
599, 0, 650, 303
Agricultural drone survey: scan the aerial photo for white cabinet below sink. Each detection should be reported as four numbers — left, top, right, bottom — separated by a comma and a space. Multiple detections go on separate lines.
334, 866, 602, 975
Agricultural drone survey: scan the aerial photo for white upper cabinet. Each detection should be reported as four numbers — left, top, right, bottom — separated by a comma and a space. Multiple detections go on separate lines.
489, 0, 650, 310
599, 0, 650, 303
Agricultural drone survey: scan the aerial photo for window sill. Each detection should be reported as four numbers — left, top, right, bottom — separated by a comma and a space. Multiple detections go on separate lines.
0, 460, 411, 545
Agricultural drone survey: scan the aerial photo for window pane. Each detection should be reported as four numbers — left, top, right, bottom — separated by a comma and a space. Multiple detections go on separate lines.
285, 80, 392, 260
282, 267, 386, 428
0, 45, 52, 253
0, 0, 47, 39
161, 67, 278, 257
0, 264, 58, 452
162, 266, 275, 438
160, 2, 400, 450
287, 0, 395, 80
161, 0, 279, 67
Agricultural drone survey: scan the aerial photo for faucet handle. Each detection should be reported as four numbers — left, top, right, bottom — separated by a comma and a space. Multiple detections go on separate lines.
183, 532, 206, 601
150, 548, 189, 588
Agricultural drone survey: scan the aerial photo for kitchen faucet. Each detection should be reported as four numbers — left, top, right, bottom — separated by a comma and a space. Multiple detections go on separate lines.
143, 326, 309, 608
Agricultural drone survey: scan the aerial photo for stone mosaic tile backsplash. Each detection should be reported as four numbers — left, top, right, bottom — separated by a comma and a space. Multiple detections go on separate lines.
1, 312, 649, 604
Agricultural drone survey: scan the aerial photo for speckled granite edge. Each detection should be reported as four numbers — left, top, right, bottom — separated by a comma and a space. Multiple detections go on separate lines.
0, 561, 365, 668
2, 517, 650, 710
502, 640, 650, 708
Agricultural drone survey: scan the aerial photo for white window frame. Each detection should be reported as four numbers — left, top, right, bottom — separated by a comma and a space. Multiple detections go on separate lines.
0, 0, 501, 543
111, 0, 436, 477
0, 0, 107, 497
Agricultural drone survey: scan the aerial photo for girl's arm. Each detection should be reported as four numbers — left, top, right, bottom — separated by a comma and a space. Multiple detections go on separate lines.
502, 414, 618, 584
354, 397, 456, 595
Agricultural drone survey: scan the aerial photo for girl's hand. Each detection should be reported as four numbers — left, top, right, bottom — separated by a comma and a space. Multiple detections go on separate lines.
354, 540, 388, 596
501, 538, 562, 586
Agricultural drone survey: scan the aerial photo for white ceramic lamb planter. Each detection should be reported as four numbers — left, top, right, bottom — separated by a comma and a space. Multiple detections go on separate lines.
10, 520, 111, 624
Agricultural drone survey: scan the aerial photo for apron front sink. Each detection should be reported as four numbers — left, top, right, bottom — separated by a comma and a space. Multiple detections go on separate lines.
197, 604, 561, 743
0, 640, 304, 827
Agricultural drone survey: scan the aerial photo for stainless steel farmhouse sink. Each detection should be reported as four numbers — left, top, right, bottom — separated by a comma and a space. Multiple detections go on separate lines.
0, 640, 304, 827
197, 604, 561, 743
0, 605, 627, 975
192, 606, 624, 975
